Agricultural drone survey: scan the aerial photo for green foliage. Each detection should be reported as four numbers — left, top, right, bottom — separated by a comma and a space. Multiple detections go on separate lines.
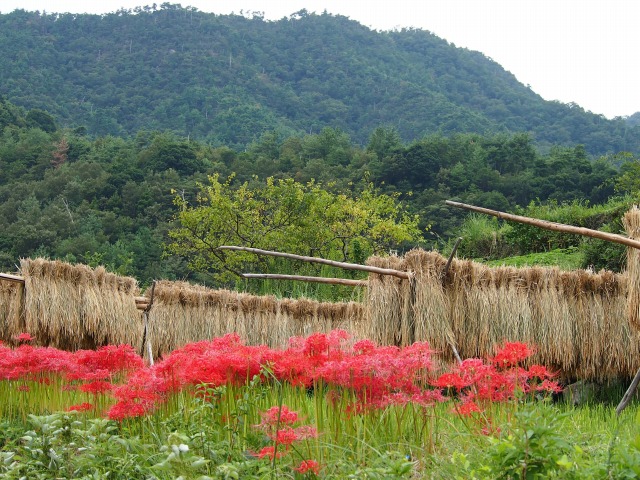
168, 175, 422, 283
615, 153, 640, 196
453, 215, 510, 260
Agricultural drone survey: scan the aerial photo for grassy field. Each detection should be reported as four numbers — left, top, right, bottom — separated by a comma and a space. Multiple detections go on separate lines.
1, 333, 639, 478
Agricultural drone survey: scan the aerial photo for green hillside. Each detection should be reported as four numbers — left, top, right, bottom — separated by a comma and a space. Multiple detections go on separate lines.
0, 5, 638, 154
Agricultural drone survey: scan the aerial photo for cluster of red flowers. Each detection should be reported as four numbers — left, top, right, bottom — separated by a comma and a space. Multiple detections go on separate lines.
0, 337, 144, 414
252, 404, 321, 475
430, 341, 561, 417
0, 332, 561, 422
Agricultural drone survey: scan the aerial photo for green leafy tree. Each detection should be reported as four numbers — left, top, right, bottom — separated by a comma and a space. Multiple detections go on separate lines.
168, 175, 423, 282
615, 153, 640, 196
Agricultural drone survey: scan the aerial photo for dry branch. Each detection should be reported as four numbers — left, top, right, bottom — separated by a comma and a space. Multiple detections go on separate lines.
445, 200, 640, 250
218, 245, 410, 279
242, 273, 368, 287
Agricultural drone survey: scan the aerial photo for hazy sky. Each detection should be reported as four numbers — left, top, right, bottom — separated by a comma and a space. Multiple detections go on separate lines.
2, 0, 639, 119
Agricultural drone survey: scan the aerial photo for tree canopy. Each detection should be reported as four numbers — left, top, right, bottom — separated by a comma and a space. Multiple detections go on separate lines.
168, 175, 422, 283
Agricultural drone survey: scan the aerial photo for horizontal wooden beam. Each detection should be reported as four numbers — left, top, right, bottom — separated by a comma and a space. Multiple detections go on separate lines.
0, 272, 24, 284
218, 246, 410, 279
242, 273, 368, 287
445, 200, 640, 251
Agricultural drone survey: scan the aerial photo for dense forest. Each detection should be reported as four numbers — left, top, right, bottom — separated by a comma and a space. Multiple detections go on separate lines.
1, 93, 638, 289
0, 5, 639, 155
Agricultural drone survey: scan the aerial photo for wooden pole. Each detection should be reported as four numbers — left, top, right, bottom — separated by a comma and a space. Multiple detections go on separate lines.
443, 237, 462, 279
242, 273, 368, 287
445, 200, 640, 250
442, 237, 463, 365
218, 246, 410, 279
0, 273, 24, 284
616, 366, 640, 415
140, 281, 156, 365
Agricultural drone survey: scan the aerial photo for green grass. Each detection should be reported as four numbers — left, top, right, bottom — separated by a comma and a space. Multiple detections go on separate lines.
483, 247, 585, 270
2, 378, 640, 478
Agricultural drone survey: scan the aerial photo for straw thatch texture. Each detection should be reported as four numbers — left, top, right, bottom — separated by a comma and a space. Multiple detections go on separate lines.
366, 255, 412, 346
367, 249, 635, 380
20, 258, 142, 349
0, 278, 24, 343
146, 280, 367, 356
625, 206, 640, 330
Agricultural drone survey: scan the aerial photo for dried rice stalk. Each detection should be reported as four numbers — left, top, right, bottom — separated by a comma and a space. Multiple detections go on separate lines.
146, 280, 366, 355
0, 279, 24, 343
624, 206, 640, 330
20, 258, 141, 350
366, 248, 632, 381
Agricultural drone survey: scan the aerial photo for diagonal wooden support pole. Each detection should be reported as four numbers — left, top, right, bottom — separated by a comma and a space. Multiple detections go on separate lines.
617, 367, 640, 415
218, 245, 410, 279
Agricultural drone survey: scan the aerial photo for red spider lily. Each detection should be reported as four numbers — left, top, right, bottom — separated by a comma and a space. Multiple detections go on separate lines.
454, 400, 482, 416
107, 369, 167, 419
14, 333, 33, 343
259, 405, 299, 426
255, 446, 286, 460
67, 402, 93, 412
492, 341, 534, 368
536, 379, 563, 393
294, 459, 321, 475
79, 380, 114, 394
107, 400, 149, 420
72, 345, 144, 377
411, 389, 447, 407
272, 426, 299, 446
292, 425, 319, 440
458, 358, 494, 384
527, 364, 556, 379
432, 372, 468, 390
353, 339, 376, 354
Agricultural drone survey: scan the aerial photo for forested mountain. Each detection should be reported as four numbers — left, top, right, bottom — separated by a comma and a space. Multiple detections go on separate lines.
0, 5, 638, 155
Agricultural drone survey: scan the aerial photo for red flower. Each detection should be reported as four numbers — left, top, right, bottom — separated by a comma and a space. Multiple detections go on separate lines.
455, 400, 482, 416
294, 459, 321, 475
273, 427, 299, 446
432, 372, 467, 390
260, 405, 299, 426
527, 364, 555, 379
79, 380, 114, 394
536, 379, 563, 394
67, 402, 93, 412
492, 342, 534, 368
255, 446, 286, 460
14, 333, 33, 343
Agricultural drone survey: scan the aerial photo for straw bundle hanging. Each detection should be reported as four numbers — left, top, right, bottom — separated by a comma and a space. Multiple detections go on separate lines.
402, 250, 453, 355
20, 258, 141, 349
0, 278, 24, 343
146, 280, 367, 355
365, 248, 633, 380
624, 206, 640, 330
365, 254, 410, 346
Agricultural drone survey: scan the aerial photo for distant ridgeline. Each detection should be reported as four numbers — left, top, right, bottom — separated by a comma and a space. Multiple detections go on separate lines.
0, 6, 639, 154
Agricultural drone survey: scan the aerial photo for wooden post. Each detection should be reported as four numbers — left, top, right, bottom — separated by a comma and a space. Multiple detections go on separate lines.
218, 246, 410, 279
140, 281, 156, 365
443, 237, 463, 365
617, 367, 640, 415
445, 200, 640, 250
